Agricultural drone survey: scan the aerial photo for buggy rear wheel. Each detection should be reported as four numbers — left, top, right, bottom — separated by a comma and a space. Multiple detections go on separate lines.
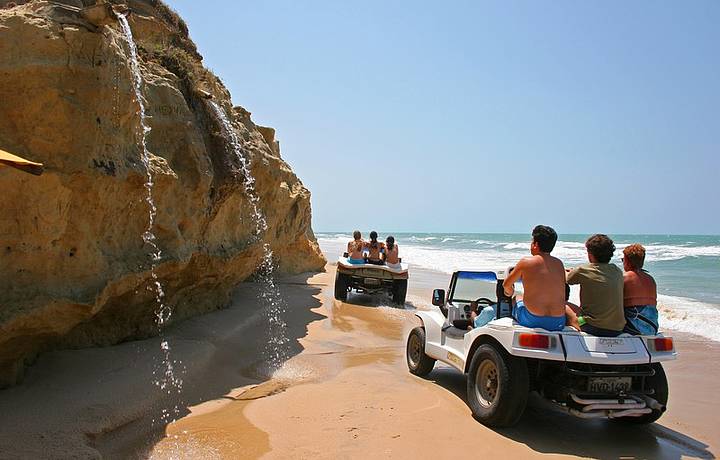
467, 343, 529, 427
392, 279, 408, 305
334, 271, 349, 301
406, 327, 435, 376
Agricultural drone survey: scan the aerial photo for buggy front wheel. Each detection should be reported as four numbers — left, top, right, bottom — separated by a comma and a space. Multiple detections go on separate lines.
406, 327, 435, 376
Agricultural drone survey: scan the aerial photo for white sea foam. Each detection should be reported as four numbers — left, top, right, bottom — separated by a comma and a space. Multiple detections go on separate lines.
656, 295, 720, 342
399, 245, 519, 273
624, 244, 720, 261
408, 236, 439, 242
316, 234, 720, 269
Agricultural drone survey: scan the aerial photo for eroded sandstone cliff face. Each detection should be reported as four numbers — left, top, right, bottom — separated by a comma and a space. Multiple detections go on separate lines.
0, 0, 325, 386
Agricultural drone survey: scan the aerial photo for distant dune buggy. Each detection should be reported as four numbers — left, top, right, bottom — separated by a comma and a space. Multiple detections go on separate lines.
407, 269, 676, 427
334, 256, 409, 305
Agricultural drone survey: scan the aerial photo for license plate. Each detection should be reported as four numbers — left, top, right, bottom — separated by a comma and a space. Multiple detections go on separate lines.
588, 376, 632, 393
364, 278, 381, 286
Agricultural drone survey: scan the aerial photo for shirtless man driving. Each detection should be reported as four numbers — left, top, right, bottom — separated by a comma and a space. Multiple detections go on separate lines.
503, 225, 567, 331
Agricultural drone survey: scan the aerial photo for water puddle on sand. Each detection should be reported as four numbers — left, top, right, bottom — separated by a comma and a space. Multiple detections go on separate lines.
118, 14, 183, 423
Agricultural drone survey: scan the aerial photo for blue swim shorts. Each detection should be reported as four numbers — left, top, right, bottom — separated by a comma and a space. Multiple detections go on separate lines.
624, 305, 659, 336
514, 300, 565, 331
347, 257, 365, 265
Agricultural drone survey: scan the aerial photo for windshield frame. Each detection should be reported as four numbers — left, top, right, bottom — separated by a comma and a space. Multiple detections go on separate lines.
449, 271, 499, 303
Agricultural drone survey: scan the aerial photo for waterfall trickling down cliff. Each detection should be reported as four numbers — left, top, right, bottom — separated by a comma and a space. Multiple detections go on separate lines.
118, 14, 183, 421
209, 101, 289, 372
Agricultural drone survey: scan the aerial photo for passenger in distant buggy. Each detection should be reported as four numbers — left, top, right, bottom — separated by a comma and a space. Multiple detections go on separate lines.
346, 230, 366, 264
622, 244, 659, 335
364, 231, 386, 265
384, 236, 401, 269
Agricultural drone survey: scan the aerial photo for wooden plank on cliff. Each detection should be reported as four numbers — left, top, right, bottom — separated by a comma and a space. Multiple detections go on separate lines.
0, 148, 44, 176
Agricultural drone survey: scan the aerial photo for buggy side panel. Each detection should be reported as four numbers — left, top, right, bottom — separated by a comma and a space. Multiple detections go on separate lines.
415, 310, 447, 362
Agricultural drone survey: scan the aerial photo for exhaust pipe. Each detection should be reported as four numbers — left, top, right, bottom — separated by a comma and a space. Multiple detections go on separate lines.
582, 401, 646, 412
608, 408, 653, 418
636, 395, 666, 412
567, 407, 653, 419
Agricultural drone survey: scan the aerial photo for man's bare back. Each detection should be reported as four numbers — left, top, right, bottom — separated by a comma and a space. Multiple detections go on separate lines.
504, 254, 566, 317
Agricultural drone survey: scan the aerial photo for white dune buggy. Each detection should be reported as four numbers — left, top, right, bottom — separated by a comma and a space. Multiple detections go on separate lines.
406, 270, 676, 427
334, 255, 409, 305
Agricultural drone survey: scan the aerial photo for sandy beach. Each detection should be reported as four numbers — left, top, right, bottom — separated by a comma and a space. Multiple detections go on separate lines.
149, 264, 719, 460
0, 1, 717, 459
1, 257, 716, 459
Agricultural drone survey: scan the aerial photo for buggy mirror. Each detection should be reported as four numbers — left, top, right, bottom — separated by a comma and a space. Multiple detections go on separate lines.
432, 289, 445, 307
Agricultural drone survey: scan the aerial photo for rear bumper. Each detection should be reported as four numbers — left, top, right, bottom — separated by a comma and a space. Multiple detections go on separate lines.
337, 265, 409, 280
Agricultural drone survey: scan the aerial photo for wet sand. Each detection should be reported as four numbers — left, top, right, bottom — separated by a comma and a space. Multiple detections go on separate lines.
0, 278, 326, 459
151, 264, 718, 459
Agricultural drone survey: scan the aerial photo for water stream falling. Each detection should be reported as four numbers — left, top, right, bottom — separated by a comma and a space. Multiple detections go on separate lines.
208, 102, 289, 373
118, 14, 183, 422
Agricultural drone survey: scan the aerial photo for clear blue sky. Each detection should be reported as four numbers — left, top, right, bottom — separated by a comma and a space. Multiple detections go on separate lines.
168, 0, 719, 235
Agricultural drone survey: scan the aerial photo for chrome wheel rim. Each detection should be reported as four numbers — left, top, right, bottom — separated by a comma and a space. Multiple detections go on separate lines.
475, 359, 500, 408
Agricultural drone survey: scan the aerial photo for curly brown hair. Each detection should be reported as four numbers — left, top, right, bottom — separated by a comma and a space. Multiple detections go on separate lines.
585, 234, 615, 263
623, 243, 646, 269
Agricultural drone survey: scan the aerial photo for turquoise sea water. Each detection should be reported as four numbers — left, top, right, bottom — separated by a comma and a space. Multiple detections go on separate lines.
317, 232, 720, 341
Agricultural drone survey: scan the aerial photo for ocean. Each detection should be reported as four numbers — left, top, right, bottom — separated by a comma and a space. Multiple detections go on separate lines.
316, 232, 720, 342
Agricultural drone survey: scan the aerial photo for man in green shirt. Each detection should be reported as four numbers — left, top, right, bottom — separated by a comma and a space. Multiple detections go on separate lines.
566, 234, 626, 336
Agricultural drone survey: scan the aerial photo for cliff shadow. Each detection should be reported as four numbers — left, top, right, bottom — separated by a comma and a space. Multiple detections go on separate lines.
424, 367, 714, 460
0, 274, 324, 459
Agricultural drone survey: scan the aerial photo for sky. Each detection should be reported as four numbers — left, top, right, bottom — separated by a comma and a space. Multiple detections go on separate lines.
168, 0, 719, 235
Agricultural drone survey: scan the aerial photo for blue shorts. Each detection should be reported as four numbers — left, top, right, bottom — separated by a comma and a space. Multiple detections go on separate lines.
624, 305, 659, 335
347, 258, 365, 265
514, 300, 565, 331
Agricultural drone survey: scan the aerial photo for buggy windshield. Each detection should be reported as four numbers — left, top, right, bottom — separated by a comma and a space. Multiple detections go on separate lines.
450, 271, 498, 302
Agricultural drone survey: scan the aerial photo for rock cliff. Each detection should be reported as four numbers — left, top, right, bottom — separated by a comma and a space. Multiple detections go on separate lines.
0, 0, 325, 386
